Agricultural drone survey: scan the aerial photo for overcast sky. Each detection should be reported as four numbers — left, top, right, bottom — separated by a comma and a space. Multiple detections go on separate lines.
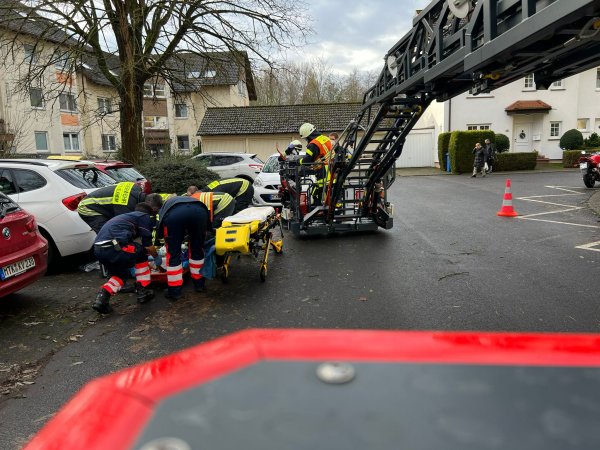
285, 0, 432, 75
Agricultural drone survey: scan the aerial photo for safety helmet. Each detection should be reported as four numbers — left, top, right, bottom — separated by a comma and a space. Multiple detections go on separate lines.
290, 139, 302, 150
299, 123, 316, 139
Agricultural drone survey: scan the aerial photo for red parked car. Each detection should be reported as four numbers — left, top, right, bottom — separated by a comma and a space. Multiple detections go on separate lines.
0, 192, 48, 298
91, 160, 151, 194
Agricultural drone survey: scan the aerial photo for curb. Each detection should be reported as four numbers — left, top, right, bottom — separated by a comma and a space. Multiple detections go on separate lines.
588, 190, 600, 216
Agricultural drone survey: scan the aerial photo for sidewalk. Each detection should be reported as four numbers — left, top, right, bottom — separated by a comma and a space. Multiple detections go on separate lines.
396, 166, 578, 177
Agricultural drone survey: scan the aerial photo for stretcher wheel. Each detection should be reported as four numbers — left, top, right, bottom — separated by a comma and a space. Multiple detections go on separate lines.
220, 265, 229, 283
260, 264, 267, 282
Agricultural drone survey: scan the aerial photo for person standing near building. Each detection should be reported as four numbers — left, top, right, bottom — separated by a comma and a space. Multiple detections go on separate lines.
204, 178, 254, 213
471, 142, 487, 178
484, 138, 497, 173
91, 203, 157, 314
154, 196, 211, 300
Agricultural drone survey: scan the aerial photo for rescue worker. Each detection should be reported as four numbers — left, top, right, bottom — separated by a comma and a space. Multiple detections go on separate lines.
286, 139, 303, 156
77, 181, 163, 233
91, 203, 157, 314
204, 178, 253, 213
298, 122, 333, 205
189, 190, 236, 228
154, 195, 211, 300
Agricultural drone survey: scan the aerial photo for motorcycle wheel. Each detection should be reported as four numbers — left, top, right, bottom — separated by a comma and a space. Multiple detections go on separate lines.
583, 174, 595, 188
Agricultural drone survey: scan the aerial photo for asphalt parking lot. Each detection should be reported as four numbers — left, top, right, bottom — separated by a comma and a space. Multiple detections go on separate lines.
2, 169, 600, 448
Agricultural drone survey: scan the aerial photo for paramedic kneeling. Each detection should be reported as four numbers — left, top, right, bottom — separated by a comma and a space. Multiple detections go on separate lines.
92, 203, 157, 314
155, 196, 211, 301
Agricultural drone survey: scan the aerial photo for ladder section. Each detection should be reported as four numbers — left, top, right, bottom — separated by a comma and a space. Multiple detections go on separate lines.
327, 94, 431, 225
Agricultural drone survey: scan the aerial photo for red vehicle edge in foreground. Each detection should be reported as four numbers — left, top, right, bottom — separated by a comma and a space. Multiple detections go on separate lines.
91, 160, 152, 194
24, 329, 600, 450
0, 194, 48, 298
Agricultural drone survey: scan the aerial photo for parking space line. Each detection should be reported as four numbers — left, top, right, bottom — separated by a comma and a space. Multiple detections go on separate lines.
516, 185, 600, 229
575, 241, 600, 252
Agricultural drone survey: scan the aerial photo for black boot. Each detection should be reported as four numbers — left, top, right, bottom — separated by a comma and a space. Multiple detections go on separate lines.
193, 278, 206, 293
92, 290, 113, 314
119, 282, 136, 294
136, 282, 154, 304
165, 286, 183, 301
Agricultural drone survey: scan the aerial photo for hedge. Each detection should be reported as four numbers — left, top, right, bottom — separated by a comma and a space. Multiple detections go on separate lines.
448, 130, 495, 173
138, 156, 220, 195
494, 133, 510, 153
437, 132, 452, 171
563, 150, 583, 168
493, 152, 537, 171
560, 129, 584, 150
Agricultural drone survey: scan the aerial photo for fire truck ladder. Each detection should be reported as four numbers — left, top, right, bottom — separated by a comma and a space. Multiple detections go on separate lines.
326, 0, 600, 230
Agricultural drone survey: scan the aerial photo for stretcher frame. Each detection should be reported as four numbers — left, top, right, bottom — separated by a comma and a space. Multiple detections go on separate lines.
218, 210, 284, 282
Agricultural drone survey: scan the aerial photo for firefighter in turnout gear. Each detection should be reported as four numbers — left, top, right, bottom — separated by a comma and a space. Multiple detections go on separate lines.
92, 203, 157, 314
204, 178, 254, 213
154, 196, 211, 301
77, 182, 163, 233
299, 123, 333, 206
190, 191, 236, 228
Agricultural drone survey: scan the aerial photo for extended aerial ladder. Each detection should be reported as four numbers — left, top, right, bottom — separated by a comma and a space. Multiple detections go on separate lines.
282, 0, 600, 235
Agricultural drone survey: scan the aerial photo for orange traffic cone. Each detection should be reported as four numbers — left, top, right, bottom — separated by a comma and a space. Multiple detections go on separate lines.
497, 179, 518, 217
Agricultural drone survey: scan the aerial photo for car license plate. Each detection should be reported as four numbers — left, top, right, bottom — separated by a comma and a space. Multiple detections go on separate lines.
580, 162, 588, 169
0, 257, 36, 281
269, 194, 281, 200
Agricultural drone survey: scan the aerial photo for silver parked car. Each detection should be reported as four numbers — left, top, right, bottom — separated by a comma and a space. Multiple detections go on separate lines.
191, 152, 264, 181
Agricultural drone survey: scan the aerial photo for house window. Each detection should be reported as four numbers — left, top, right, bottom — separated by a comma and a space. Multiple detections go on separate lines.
550, 122, 561, 138
577, 118, 589, 132
23, 44, 38, 64
550, 79, 563, 89
467, 124, 491, 130
97, 97, 112, 115
177, 135, 190, 151
101, 134, 117, 151
55, 53, 70, 71
204, 69, 216, 78
187, 71, 201, 79
144, 116, 164, 128
237, 80, 247, 97
59, 93, 77, 112
175, 104, 188, 118
143, 83, 165, 98
63, 132, 80, 151
523, 74, 535, 90
29, 87, 44, 108
34, 131, 48, 152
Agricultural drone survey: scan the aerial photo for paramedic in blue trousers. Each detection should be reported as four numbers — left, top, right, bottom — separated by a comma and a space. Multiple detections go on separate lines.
154, 195, 211, 301
92, 203, 157, 314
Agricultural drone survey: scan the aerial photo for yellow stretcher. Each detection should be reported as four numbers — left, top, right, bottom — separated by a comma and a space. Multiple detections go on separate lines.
215, 206, 283, 282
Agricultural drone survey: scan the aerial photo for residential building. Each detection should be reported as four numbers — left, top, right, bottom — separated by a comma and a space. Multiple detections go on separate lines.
0, 6, 256, 158
198, 67, 600, 167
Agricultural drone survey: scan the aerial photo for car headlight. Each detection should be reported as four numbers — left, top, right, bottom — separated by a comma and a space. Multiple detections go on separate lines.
253, 178, 263, 187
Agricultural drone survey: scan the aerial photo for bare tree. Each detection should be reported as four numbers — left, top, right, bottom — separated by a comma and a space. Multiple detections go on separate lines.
0, 0, 309, 164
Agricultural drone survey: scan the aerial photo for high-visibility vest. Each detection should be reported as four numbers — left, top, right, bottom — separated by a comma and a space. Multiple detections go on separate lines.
206, 178, 250, 197
78, 182, 137, 216
191, 192, 234, 221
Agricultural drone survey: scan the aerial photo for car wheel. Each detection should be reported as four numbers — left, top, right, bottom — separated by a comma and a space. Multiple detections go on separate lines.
39, 228, 60, 271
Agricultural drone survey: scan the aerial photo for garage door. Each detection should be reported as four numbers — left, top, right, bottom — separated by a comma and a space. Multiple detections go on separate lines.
203, 139, 245, 153
396, 130, 435, 168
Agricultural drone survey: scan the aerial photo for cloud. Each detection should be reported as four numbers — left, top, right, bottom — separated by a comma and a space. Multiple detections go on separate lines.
286, 0, 431, 75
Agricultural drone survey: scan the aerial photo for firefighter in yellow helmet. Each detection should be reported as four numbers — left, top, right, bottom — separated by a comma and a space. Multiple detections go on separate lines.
298, 123, 333, 206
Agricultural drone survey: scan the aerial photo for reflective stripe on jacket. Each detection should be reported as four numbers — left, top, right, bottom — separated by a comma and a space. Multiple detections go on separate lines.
191, 191, 234, 220
300, 135, 333, 166
206, 178, 250, 197
78, 182, 144, 217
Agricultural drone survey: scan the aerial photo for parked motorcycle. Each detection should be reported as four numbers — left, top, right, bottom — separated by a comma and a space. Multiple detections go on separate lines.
578, 152, 600, 188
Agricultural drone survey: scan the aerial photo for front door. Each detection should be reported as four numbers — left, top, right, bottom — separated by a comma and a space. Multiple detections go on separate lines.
513, 122, 532, 152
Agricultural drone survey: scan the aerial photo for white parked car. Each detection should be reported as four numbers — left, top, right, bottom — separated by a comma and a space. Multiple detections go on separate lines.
253, 153, 283, 206
191, 152, 263, 181
0, 159, 116, 264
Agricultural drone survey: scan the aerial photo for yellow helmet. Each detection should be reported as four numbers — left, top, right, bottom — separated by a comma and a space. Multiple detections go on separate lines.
299, 123, 316, 139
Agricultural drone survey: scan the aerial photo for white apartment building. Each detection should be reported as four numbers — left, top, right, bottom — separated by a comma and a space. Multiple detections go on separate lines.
440, 66, 600, 161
